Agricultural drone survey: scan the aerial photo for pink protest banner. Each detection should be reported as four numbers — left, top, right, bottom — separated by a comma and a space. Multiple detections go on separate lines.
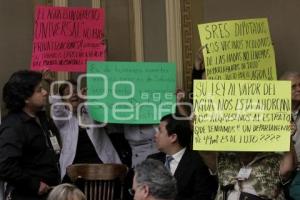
31, 5, 105, 72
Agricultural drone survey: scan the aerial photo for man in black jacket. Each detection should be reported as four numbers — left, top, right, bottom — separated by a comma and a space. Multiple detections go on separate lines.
132, 159, 177, 200
0, 70, 60, 200
148, 114, 217, 200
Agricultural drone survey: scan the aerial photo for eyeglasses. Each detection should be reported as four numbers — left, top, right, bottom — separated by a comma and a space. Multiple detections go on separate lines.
128, 185, 144, 196
128, 188, 136, 196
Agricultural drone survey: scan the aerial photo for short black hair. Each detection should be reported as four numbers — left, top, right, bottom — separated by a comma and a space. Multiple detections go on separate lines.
3, 70, 43, 111
160, 113, 192, 148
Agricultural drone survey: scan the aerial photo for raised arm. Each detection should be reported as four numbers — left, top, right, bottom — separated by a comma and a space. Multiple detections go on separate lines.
280, 136, 297, 183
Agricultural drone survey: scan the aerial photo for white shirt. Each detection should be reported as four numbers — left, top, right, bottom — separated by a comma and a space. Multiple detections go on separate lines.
168, 147, 186, 175
49, 96, 122, 179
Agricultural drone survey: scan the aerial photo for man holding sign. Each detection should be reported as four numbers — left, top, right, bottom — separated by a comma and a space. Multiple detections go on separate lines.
198, 18, 276, 81
199, 150, 295, 200
281, 72, 300, 199
31, 6, 106, 72
194, 80, 296, 199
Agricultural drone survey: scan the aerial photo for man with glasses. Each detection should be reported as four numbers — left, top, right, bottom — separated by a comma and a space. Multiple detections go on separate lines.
131, 159, 177, 200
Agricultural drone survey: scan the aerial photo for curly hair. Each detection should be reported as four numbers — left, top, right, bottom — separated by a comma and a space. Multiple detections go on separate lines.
2, 70, 42, 111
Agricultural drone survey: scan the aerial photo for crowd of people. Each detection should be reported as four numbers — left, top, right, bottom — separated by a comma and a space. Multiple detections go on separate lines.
0, 51, 299, 200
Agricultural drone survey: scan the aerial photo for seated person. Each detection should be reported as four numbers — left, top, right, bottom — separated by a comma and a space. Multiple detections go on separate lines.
0, 181, 3, 199
47, 183, 86, 200
132, 159, 177, 200
148, 114, 217, 200
199, 148, 296, 199
50, 80, 121, 180
106, 124, 159, 200
280, 71, 300, 199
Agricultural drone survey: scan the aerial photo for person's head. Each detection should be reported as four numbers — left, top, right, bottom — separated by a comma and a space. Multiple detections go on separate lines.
133, 159, 177, 200
3, 70, 47, 113
59, 80, 81, 110
195, 46, 206, 79
155, 114, 192, 154
280, 72, 300, 107
47, 183, 86, 200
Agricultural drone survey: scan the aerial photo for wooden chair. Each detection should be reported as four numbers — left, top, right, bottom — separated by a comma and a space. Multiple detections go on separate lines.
66, 164, 128, 200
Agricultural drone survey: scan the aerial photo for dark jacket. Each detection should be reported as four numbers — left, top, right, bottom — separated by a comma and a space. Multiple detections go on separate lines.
149, 149, 217, 200
0, 111, 60, 199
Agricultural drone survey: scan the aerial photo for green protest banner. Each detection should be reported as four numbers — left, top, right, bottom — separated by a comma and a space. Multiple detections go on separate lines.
198, 18, 276, 80
87, 61, 176, 124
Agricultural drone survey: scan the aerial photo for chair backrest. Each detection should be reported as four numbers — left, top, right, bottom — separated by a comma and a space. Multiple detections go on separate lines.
0, 181, 4, 200
66, 164, 128, 200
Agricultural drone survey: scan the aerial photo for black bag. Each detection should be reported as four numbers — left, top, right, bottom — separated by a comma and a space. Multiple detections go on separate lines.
239, 192, 267, 200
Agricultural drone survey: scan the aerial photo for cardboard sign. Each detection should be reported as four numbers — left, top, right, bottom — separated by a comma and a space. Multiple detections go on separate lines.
193, 80, 291, 151
198, 18, 276, 80
87, 61, 176, 124
31, 5, 105, 72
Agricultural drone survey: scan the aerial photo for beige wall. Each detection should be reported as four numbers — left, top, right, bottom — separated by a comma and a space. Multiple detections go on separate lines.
104, 0, 133, 61
2, 0, 299, 112
0, 0, 165, 114
142, 0, 168, 62
0, 0, 35, 111
201, 0, 300, 77
191, 0, 203, 56
68, 0, 91, 7
182, 0, 205, 91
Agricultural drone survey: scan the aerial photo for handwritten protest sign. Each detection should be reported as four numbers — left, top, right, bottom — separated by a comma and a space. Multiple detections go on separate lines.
193, 80, 291, 151
87, 61, 176, 124
31, 6, 105, 72
198, 18, 276, 80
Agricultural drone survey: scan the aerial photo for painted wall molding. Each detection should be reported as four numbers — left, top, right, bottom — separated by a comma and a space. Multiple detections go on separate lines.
165, 0, 183, 88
